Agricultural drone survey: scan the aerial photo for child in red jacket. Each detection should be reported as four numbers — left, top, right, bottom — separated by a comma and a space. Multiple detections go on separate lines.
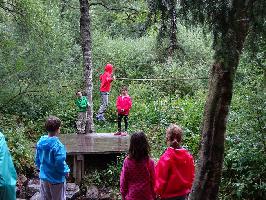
120, 132, 155, 200
96, 63, 115, 121
114, 86, 132, 136
155, 124, 195, 200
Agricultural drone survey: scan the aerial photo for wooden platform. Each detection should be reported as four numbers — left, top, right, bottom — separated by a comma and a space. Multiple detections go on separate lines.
59, 133, 130, 154
59, 133, 130, 183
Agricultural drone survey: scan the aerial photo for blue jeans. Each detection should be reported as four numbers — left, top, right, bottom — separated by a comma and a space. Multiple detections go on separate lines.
97, 92, 109, 118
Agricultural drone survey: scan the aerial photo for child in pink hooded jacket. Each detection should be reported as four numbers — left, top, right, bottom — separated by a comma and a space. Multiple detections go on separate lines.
114, 86, 132, 136
120, 132, 155, 200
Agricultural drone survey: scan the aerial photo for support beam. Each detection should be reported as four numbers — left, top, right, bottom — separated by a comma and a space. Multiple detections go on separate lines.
73, 154, 84, 184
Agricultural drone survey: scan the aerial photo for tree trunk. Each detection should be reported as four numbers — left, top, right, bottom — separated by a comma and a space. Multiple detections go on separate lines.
60, 0, 67, 18
168, 0, 177, 58
79, 0, 94, 133
189, 0, 253, 199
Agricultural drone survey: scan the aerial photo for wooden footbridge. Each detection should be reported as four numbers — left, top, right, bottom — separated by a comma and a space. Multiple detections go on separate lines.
59, 133, 130, 183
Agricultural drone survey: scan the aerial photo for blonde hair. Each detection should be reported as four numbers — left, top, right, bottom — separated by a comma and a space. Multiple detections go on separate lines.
166, 124, 183, 148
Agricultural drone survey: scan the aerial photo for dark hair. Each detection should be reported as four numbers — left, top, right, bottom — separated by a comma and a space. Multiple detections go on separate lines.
121, 86, 128, 93
45, 116, 61, 133
129, 132, 150, 161
76, 90, 81, 95
166, 124, 183, 149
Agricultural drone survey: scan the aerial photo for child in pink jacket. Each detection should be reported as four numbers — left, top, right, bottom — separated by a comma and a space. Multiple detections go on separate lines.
120, 132, 155, 200
155, 124, 195, 200
114, 86, 132, 136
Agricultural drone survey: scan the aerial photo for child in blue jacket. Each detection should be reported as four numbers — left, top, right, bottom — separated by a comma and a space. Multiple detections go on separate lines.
35, 116, 70, 200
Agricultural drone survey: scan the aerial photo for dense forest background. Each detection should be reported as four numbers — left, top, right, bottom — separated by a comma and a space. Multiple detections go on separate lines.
0, 0, 265, 199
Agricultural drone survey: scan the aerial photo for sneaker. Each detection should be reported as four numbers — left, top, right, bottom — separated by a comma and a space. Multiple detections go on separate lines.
114, 132, 122, 136
96, 115, 105, 121
96, 114, 101, 120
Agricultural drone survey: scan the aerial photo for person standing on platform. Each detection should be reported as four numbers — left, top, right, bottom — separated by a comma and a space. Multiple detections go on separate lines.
96, 63, 115, 121
75, 91, 90, 134
114, 86, 132, 136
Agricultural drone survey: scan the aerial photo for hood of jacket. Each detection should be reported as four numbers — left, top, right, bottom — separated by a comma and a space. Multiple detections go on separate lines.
37, 135, 60, 151
104, 63, 113, 74
164, 147, 192, 164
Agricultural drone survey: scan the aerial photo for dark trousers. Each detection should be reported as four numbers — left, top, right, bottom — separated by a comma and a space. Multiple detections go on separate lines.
118, 114, 128, 132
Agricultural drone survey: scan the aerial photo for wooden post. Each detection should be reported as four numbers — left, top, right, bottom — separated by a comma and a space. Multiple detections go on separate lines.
73, 154, 84, 184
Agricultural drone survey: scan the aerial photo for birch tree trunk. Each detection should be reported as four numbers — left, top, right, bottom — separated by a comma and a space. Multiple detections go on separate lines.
189, 0, 253, 199
79, 0, 94, 133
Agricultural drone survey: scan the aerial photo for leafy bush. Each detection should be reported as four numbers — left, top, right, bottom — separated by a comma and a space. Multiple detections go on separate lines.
220, 55, 266, 200
82, 154, 126, 194
0, 117, 35, 175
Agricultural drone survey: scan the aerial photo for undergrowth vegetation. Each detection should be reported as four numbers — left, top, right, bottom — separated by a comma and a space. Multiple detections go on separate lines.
0, 0, 265, 199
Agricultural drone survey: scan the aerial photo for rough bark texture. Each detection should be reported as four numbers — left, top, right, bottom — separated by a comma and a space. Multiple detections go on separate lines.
189, 0, 253, 199
79, 0, 94, 133
168, 0, 177, 57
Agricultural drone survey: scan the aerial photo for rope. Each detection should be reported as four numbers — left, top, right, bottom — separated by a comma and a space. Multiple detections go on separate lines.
116, 77, 208, 81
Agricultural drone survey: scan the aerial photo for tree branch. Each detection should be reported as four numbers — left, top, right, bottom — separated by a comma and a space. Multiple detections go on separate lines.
0, 2, 24, 16
0, 85, 39, 111
0, 4, 16, 16
88, 2, 143, 14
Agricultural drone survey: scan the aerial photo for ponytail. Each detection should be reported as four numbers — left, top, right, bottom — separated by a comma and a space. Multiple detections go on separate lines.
166, 124, 183, 149
170, 139, 179, 149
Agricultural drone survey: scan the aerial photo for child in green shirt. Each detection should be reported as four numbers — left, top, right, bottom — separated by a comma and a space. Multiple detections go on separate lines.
75, 91, 90, 134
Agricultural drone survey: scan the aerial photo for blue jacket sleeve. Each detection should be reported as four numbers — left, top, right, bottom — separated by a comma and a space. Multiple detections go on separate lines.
54, 145, 70, 175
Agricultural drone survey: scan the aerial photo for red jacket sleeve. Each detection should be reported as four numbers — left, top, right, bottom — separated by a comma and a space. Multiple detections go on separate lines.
149, 159, 156, 199
189, 155, 195, 188
124, 97, 132, 111
155, 156, 170, 197
116, 97, 122, 112
120, 158, 128, 200
106, 74, 113, 83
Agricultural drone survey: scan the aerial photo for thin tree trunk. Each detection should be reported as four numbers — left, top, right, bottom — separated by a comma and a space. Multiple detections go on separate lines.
189, 0, 253, 199
79, 0, 94, 133
168, 0, 177, 58
158, 5, 167, 42
60, 0, 67, 18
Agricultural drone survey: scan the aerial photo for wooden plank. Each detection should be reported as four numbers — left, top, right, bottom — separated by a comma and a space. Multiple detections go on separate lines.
73, 154, 84, 184
59, 133, 130, 154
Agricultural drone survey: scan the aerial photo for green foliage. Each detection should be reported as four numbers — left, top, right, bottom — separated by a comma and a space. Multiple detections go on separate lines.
102, 154, 126, 187
91, 0, 148, 38
83, 154, 125, 199
92, 31, 156, 79
1, 1, 265, 199
220, 54, 266, 200
0, 115, 35, 174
